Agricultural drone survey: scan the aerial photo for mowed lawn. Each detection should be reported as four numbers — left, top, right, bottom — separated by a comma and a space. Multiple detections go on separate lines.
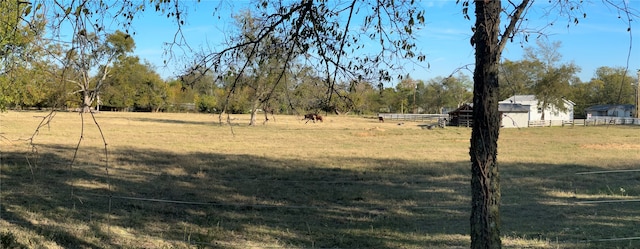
1, 111, 639, 248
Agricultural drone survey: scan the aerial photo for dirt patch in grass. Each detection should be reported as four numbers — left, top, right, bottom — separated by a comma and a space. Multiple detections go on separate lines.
354, 126, 387, 137
579, 143, 640, 150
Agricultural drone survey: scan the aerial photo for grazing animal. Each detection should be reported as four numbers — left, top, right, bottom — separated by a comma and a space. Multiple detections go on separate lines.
378, 116, 384, 122
303, 113, 318, 123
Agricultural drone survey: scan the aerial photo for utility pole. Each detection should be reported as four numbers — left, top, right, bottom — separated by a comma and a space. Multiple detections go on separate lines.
636, 69, 640, 118
413, 83, 417, 114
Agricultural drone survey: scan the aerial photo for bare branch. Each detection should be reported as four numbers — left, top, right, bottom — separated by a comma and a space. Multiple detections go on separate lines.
498, 0, 531, 56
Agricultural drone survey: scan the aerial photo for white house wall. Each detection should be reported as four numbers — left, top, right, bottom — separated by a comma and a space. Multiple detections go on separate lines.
502, 96, 574, 122
501, 112, 529, 128
524, 102, 571, 121
526, 102, 542, 120
545, 102, 574, 120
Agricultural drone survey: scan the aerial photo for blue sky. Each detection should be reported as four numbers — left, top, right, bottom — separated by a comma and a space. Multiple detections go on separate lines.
130, 1, 640, 84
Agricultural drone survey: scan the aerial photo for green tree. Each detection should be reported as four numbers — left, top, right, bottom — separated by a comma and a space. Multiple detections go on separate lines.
420, 74, 471, 114
26, 0, 142, 112
499, 59, 536, 99
569, 66, 636, 118
421, 78, 446, 114
396, 76, 419, 114
290, 66, 327, 113
64, 30, 135, 112
443, 73, 473, 109
591, 66, 636, 105
180, 66, 218, 97
101, 56, 167, 112
177, 67, 224, 113
8, 64, 54, 109
347, 80, 378, 115
0, 1, 56, 110
522, 40, 580, 120
186, 0, 425, 119
568, 80, 594, 118
0, 0, 25, 109
101, 56, 139, 110
374, 87, 399, 113
134, 73, 168, 112
325, 80, 358, 115
164, 79, 201, 112
218, 10, 299, 124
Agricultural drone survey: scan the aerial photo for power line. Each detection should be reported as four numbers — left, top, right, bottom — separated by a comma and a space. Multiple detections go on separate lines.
576, 169, 640, 175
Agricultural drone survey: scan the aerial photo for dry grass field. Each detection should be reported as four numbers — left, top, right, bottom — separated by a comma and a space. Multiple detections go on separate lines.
1, 111, 639, 248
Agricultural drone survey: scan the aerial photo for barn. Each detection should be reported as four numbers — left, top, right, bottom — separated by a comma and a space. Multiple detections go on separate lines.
447, 104, 473, 127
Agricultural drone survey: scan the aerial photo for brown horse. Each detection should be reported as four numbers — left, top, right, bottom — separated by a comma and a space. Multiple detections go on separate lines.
303, 113, 323, 123
303, 113, 316, 123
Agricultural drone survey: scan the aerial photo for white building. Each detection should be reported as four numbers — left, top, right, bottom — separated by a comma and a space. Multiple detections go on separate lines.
500, 95, 575, 127
499, 103, 530, 128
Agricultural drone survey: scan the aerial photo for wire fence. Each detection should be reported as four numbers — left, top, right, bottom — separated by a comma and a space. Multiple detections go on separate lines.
377, 113, 448, 122
3, 159, 640, 248
573, 168, 640, 244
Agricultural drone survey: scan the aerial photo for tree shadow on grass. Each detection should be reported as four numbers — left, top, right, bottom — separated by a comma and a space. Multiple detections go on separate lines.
1, 152, 114, 249
500, 162, 640, 248
129, 117, 216, 126
1, 145, 639, 248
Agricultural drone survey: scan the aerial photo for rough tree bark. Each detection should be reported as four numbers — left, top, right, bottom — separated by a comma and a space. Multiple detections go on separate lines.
470, 0, 503, 248
469, 0, 530, 247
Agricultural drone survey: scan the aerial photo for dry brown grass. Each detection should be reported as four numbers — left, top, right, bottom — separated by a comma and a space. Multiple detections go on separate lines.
1, 111, 640, 248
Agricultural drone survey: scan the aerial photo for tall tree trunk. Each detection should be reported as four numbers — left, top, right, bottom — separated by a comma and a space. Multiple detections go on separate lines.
262, 104, 274, 124
249, 99, 260, 126
470, 0, 502, 248
263, 108, 270, 124
82, 91, 93, 113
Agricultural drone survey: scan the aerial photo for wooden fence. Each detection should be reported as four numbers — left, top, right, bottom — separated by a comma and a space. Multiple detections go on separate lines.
586, 117, 640, 126
378, 113, 448, 122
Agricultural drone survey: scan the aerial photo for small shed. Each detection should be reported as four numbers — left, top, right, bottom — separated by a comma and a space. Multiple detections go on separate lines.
499, 103, 530, 128
585, 104, 635, 118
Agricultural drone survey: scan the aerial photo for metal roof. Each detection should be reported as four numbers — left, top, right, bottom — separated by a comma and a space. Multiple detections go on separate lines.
500, 95, 537, 103
498, 103, 530, 113
500, 95, 576, 105
449, 103, 530, 113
